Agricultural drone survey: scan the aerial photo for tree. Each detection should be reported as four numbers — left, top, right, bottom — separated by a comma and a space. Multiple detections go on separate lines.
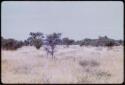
27, 32, 44, 49
23, 40, 30, 46
79, 40, 85, 46
105, 40, 115, 48
118, 40, 123, 46
44, 33, 61, 59
80, 38, 91, 46
62, 37, 75, 47
1, 38, 23, 50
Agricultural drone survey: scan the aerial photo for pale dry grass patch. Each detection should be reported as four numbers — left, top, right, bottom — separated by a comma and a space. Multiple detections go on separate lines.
1, 45, 123, 84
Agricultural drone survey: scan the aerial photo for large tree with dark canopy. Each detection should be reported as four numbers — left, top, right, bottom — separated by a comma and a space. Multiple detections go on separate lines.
44, 33, 62, 59
27, 32, 44, 49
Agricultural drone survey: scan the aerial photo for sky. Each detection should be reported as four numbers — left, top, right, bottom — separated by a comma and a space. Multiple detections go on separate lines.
1, 1, 124, 41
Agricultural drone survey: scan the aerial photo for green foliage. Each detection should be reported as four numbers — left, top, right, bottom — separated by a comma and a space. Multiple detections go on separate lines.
28, 32, 44, 49
1, 37, 23, 50
62, 37, 75, 47
105, 40, 115, 49
45, 33, 62, 59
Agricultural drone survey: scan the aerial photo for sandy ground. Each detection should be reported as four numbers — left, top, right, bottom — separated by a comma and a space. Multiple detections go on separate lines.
1, 45, 124, 84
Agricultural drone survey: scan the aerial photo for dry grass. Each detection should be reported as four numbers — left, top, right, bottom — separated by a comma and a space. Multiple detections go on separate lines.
1, 45, 124, 84
79, 60, 100, 67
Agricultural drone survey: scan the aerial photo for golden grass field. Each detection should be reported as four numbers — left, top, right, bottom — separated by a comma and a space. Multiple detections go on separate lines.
1, 45, 124, 84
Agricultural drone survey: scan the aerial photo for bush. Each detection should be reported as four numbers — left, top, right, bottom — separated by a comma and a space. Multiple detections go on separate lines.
105, 40, 115, 49
27, 32, 44, 49
79, 36, 119, 47
62, 37, 75, 47
1, 38, 23, 50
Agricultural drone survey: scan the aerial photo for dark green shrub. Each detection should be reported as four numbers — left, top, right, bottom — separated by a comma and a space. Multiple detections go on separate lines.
27, 32, 44, 49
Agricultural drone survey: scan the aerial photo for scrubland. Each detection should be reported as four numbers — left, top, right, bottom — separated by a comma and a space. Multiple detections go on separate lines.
1, 45, 124, 84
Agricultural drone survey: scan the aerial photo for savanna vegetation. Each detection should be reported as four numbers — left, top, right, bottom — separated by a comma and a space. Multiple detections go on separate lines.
1, 32, 123, 58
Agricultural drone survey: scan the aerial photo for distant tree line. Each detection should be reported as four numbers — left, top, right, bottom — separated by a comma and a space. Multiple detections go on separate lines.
79, 36, 123, 47
1, 36, 23, 50
1, 32, 123, 59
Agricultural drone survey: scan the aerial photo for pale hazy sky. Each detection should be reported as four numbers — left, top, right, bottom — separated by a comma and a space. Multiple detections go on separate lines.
2, 1, 123, 41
